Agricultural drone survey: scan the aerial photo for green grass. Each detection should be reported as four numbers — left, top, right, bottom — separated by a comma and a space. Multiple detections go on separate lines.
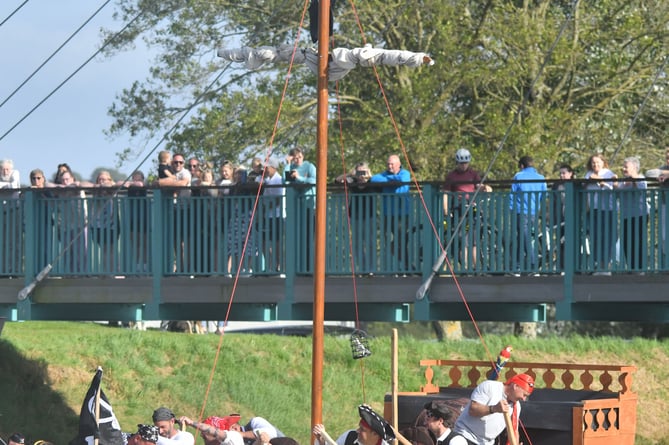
1, 322, 668, 445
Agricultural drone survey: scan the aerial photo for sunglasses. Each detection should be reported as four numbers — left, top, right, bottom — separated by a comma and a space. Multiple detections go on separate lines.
172, 160, 185, 164
188, 164, 199, 169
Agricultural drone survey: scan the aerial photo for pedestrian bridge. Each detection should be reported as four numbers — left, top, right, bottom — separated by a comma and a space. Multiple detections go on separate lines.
1, 182, 667, 323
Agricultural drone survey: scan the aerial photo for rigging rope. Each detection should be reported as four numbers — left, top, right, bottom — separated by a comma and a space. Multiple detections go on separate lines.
196, 0, 315, 422
342, 1, 578, 443
0, 0, 114, 109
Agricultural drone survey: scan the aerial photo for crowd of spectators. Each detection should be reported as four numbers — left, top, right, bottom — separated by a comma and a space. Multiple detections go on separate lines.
1, 147, 668, 280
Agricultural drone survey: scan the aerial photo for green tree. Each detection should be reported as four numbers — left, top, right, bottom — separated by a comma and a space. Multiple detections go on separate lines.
103, 0, 669, 180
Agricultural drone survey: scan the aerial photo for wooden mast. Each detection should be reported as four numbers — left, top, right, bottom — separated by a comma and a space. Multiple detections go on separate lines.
311, 0, 330, 432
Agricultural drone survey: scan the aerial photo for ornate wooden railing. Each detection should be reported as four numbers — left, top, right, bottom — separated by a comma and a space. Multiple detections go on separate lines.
417, 359, 637, 445
419, 359, 636, 394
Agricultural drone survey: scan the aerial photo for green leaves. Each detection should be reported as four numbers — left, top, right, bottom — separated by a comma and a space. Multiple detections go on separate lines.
104, 0, 669, 179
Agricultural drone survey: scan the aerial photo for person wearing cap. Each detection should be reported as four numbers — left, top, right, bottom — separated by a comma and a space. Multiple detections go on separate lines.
129, 425, 161, 445
450, 373, 535, 445
179, 415, 245, 445
443, 148, 485, 270
152, 407, 195, 445
7, 433, 27, 445
422, 400, 458, 444
313, 404, 395, 445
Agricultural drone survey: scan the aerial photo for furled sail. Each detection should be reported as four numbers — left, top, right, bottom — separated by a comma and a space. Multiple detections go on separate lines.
217, 44, 433, 81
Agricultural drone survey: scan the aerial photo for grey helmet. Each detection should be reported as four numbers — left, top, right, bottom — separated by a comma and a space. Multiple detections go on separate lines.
455, 148, 472, 163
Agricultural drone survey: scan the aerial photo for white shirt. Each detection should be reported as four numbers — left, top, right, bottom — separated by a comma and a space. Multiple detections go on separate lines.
0, 169, 20, 199
453, 380, 515, 445
157, 430, 195, 445
175, 169, 192, 198
221, 430, 244, 445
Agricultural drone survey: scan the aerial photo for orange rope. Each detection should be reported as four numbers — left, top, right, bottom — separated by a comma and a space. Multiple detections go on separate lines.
345, 0, 494, 354
196, 0, 313, 422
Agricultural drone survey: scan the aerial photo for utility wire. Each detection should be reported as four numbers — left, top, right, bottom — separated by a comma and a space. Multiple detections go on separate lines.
0, 7, 143, 142
0, 0, 29, 27
19, 60, 233, 301
0, 0, 113, 109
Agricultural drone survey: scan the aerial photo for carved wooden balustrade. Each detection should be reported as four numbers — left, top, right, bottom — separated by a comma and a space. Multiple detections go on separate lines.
417, 359, 637, 445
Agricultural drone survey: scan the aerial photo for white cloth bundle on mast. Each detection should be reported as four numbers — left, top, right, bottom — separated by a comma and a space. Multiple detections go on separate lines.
217, 43, 433, 81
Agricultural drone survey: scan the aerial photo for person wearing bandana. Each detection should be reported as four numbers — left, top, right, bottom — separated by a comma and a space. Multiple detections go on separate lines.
179, 415, 245, 445
152, 407, 195, 445
129, 425, 160, 445
313, 404, 395, 445
450, 374, 534, 445
7, 433, 27, 445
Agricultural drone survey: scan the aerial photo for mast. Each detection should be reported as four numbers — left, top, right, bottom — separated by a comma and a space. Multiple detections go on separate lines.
311, 0, 330, 433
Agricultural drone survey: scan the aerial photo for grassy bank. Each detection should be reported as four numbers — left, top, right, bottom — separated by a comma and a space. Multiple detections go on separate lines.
0, 322, 668, 444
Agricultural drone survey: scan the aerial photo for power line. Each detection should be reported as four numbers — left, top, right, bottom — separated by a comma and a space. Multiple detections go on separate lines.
0, 0, 113, 109
0, 0, 29, 27
0, 8, 144, 143
19, 62, 233, 301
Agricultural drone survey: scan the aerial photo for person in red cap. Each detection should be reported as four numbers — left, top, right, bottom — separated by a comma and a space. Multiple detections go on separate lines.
179, 415, 245, 445
449, 373, 534, 445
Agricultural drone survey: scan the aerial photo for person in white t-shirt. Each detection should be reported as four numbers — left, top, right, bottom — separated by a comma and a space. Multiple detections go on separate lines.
451, 374, 534, 445
152, 407, 195, 445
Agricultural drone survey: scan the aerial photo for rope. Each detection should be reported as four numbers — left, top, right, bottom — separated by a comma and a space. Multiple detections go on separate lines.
196, 0, 314, 422
342, 2, 579, 443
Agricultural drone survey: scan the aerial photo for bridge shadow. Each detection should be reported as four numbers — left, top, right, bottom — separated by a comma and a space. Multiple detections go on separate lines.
0, 337, 79, 444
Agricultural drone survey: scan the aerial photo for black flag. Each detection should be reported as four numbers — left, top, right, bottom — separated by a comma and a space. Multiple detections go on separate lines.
69, 367, 124, 445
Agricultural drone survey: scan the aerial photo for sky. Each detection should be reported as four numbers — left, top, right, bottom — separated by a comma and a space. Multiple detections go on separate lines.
0, 1, 155, 184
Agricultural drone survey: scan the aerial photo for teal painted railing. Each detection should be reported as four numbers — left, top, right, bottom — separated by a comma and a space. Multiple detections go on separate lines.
3, 182, 669, 279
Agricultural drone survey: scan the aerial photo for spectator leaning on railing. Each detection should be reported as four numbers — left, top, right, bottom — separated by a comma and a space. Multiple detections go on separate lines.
618, 156, 648, 272
371, 154, 411, 271
0, 159, 21, 275
584, 153, 618, 275
509, 155, 546, 276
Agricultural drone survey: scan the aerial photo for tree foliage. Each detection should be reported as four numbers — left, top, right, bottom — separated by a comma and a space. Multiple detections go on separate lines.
103, 0, 669, 180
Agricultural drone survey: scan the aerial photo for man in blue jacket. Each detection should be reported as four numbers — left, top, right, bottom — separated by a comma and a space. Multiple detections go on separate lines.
371, 154, 412, 271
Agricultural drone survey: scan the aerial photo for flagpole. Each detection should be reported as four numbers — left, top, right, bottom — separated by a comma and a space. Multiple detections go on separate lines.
95, 371, 102, 445
311, 0, 330, 434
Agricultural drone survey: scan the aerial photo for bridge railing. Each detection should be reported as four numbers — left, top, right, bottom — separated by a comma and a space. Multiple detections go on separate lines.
3, 181, 669, 279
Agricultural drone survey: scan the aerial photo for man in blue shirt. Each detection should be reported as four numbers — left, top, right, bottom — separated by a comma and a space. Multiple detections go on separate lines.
509, 156, 546, 275
371, 154, 412, 271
